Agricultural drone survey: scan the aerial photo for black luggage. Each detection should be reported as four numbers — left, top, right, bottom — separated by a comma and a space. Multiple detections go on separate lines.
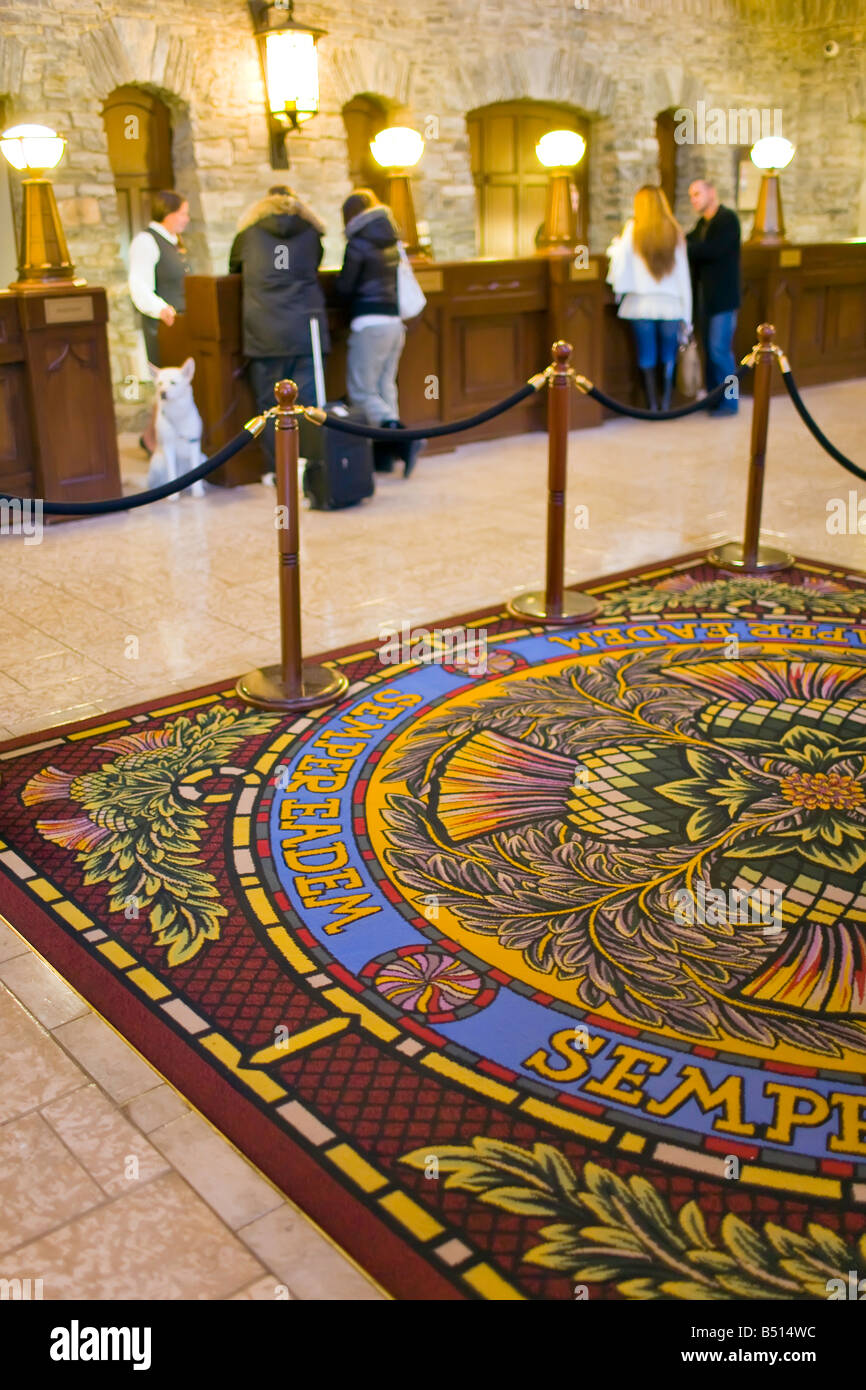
301, 404, 374, 511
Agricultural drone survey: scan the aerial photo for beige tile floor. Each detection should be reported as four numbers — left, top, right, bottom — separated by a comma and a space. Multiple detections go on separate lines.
0, 377, 864, 1300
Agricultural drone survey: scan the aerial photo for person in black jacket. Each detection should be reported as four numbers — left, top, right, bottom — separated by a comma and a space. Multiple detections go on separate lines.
229, 186, 330, 479
686, 179, 742, 416
335, 189, 414, 477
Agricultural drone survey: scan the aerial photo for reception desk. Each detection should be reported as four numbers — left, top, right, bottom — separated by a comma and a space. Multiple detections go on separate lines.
169, 239, 866, 485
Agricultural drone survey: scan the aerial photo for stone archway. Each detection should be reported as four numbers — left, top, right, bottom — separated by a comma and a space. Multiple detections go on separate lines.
447, 45, 617, 118
324, 41, 416, 113
77, 19, 207, 419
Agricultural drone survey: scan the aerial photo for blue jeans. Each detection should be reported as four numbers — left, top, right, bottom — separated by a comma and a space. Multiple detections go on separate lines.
629, 319, 679, 370
704, 309, 738, 414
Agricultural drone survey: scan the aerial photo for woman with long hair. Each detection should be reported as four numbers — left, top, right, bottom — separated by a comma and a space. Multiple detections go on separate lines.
607, 185, 692, 411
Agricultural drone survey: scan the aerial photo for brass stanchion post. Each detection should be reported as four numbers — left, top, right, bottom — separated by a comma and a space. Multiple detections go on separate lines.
708, 323, 793, 572
508, 341, 600, 625
237, 380, 349, 711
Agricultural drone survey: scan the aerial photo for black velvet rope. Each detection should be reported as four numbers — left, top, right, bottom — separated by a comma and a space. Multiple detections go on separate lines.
585, 362, 752, 421
0, 426, 258, 516
316, 381, 538, 441
781, 369, 866, 483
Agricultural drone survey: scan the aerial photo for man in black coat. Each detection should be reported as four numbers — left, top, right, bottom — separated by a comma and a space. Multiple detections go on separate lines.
229, 186, 330, 478
686, 179, 742, 416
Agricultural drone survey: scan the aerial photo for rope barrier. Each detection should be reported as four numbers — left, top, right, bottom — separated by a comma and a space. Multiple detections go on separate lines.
304, 378, 543, 442
577, 361, 753, 421
0, 418, 268, 516
778, 361, 866, 482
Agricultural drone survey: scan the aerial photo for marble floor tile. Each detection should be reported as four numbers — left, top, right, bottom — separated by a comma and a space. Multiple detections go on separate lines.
0, 951, 89, 1029
236, 1203, 385, 1301
0, 985, 86, 1124
0, 919, 30, 963
146, 1111, 284, 1230
123, 1084, 190, 1134
229, 1274, 295, 1299
51, 1012, 165, 1106
0, 1171, 265, 1299
41, 1084, 170, 1198
0, 1111, 104, 1251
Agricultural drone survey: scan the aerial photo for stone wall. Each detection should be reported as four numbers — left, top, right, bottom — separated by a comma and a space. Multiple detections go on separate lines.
0, 0, 863, 426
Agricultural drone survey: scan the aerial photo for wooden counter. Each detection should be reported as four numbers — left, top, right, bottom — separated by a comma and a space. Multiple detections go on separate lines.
169, 241, 866, 484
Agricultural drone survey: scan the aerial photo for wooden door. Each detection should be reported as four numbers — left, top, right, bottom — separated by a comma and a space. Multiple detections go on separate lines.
102, 87, 174, 260
468, 102, 590, 258
342, 95, 390, 205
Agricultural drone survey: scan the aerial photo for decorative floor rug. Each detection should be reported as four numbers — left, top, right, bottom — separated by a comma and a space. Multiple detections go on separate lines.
3, 552, 866, 1301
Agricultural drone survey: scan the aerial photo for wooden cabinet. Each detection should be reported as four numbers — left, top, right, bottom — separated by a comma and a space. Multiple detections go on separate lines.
0, 286, 121, 511
736, 241, 866, 394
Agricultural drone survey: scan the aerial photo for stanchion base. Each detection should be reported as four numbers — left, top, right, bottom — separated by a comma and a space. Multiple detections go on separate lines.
507, 589, 601, 625
706, 540, 794, 573
236, 663, 349, 712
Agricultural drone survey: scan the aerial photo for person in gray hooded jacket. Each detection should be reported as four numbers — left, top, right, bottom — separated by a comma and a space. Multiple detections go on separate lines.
335, 189, 414, 476
229, 186, 330, 477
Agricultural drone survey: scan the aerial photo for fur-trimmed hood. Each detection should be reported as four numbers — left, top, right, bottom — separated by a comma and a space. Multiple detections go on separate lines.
344, 205, 399, 245
236, 191, 326, 237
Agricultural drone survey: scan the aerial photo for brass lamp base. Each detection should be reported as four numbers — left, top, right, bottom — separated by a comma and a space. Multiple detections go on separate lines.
236, 663, 348, 712
10, 276, 86, 293
707, 540, 794, 573
507, 589, 600, 625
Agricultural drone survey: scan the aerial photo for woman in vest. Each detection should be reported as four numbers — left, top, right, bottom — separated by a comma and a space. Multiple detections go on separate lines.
128, 190, 190, 452
606, 186, 692, 411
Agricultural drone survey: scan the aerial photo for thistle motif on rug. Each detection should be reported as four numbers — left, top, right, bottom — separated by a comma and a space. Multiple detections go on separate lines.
381, 647, 866, 1055
21, 706, 277, 965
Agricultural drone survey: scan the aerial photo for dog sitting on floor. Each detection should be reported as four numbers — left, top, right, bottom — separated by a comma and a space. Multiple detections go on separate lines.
147, 358, 206, 499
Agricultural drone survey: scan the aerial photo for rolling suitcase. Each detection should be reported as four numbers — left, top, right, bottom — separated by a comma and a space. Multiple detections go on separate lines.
301, 318, 374, 510
301, 406, 375, 510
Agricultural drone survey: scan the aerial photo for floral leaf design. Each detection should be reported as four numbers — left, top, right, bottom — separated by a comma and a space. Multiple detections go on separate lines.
401, 1139, 863, 1299
599, 574, 866, 618
21, 705, 278, 965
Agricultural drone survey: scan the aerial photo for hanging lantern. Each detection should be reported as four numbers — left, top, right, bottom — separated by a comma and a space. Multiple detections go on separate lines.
249, 1, 325, 169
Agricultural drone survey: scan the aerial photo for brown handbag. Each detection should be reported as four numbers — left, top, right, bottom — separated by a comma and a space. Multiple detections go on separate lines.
676, 328, 703, 398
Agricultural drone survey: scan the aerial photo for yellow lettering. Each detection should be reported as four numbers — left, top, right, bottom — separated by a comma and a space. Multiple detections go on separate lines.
584, 1044, 669, 1105
828, 1091, 866, 1155
645, 1065, 755, 1135
283, 841, 349, 874
763, 1082, 829, 1144
523, 1027, 605, 1082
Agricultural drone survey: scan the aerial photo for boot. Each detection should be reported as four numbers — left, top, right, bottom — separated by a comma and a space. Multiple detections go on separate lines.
373, 420, 399, 473
641, 368, 659, 411
660, 361, 675, 412
380, 419, 417, 478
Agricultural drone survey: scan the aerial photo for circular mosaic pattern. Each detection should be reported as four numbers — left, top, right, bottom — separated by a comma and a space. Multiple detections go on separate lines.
361, 944, 494, 1023
252, 615, 866, 1190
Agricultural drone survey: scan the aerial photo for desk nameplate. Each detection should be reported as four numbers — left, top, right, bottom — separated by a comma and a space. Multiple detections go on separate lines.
43, 296, 95, 325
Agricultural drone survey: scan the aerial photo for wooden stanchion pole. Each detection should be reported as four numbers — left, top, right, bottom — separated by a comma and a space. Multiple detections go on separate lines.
708, 323, 793, 572
236, 380, 348, 711
508, 341, 600, 625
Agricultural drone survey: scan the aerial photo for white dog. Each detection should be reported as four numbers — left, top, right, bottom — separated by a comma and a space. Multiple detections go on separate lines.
148, 357, 206, 499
